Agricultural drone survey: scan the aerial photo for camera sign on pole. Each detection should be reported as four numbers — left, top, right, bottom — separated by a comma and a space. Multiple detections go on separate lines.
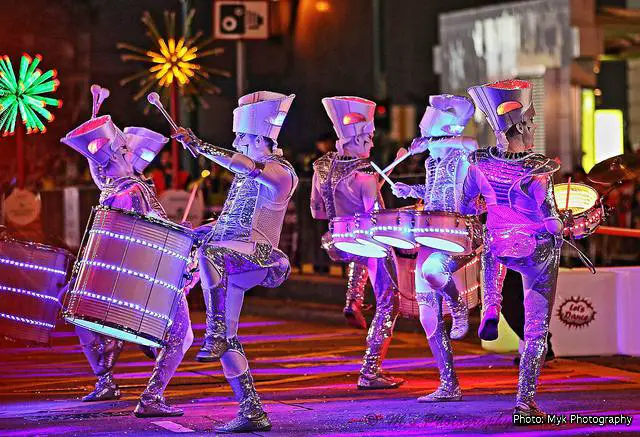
214, 1, 269, 40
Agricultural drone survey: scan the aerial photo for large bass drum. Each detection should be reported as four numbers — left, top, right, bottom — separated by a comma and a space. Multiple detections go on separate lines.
397, 250, 480, 319
0, 236, 73, 344
63, 206, 196, 347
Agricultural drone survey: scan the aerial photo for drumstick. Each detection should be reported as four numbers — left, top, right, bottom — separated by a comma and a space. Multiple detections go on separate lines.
147, 92, 198, 157
371, 161, 396, 188
147, 92, 179, 131
565, 177, 571, 211
382, 150, 412, 173
181, 170, 210, 223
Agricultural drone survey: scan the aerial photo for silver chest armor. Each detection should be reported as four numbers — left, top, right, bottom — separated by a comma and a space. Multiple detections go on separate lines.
210, 155, 295, 248
423, 149, 464, 213
313, 152, 374, 220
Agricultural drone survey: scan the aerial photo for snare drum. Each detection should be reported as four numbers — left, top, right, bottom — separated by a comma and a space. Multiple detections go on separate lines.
64, 206, 196, 347
0, 237, 73, 344
367, 209, 418, 250
553, 183, 604, 239
329, 215, 388, 258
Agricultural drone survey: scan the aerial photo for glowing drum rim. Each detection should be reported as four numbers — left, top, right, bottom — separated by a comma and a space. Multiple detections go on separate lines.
63, 206, 196, 348
412, 211, 477, 255
0, 237, 73, 344
329, 215, 388, 258
553, 183, 604, 239
368, 209, 418, 250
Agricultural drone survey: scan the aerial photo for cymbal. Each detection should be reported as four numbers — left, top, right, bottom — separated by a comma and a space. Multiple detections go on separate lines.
587, 154, 640, 184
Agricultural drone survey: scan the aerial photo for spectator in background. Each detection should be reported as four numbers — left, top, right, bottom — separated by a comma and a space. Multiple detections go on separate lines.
296, 133, 333, 273
150, 149, 190, 193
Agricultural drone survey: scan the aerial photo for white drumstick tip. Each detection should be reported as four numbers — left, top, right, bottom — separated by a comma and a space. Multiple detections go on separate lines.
147, 92, 160, 105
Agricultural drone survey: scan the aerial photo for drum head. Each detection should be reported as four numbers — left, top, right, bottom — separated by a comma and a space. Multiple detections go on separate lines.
415, 236, 466, 253
372, 235, 416, 249
335, 241, 387, 258
67, 318, 163, 348
554, 183, 598, 215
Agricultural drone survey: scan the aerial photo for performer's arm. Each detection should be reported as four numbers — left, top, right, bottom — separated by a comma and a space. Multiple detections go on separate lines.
360, 173, 381, 213
310, 172, 328, 219
531, 175, 563, 235
175, 128, 294, 193
459, 165, 487, 214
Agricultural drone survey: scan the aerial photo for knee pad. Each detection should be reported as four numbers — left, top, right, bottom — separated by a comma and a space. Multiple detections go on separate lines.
421, 253, 453, 290
220, 349, 248, 379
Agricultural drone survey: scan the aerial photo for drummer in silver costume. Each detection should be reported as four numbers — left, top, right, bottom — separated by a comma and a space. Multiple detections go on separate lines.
311, 96, 404, 390
174, 91, 297, 433
391, 94, 478, 402
60, 88, 193, 418
462, 80, 563, 418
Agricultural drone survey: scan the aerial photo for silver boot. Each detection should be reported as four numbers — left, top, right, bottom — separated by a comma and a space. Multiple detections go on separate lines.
343, 262, 368, 330
134, 395, 183, 418
217, 338, 271, 433
197, 282, 228, 362
81, 336, 123, 402
443, 292, 469, 341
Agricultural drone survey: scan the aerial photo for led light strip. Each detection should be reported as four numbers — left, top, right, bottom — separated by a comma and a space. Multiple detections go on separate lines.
90, 229, 189, 262
0, 312, 55, 329
0, 285, 59, 302
0, 257, 66, 276
78, 260, 181, 292
333, 232, 356, 238
412, 227, 468, 235
71, 290, 172, 322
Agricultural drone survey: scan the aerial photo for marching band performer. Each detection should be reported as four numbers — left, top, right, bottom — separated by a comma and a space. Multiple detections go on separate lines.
391, 94, 478, 402
462, 79, 563, 418
310, 96, 404, 390
60, 87, 193, 417
174, 91, 298, 433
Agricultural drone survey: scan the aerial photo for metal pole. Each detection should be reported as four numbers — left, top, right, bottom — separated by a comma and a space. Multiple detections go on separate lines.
16, 126, 25, 190
236, 39, 246, 97
170, 82, 181, 189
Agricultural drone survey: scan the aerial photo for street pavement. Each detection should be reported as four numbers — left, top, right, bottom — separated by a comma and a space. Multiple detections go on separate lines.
1, 300, 639, 436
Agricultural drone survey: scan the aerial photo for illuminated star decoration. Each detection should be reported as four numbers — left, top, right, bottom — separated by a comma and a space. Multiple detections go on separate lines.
117, 9, 231, 110
0, 54, 61, 136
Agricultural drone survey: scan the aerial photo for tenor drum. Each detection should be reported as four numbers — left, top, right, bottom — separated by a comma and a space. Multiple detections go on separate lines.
329, 215, 388, 258
398, 252, 480, 319
553, 183, 604, 239
64, 206, 196, 347
368, 209, 418, 250
413, 211, 478, 255
0, 237, 73, 344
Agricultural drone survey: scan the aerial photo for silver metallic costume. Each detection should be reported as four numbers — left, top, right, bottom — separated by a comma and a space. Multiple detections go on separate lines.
392, 95, 478, 402
463, 80, 563, 417
311, 96, 403, 390
176, 91, 297, 433
60, 85, 193, 417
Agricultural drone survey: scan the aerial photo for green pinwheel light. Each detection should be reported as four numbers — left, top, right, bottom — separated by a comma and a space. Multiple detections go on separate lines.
0, 54, 62, 137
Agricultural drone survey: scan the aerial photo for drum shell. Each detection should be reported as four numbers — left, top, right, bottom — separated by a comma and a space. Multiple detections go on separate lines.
370, 210, 417, 249
566, 207, 604, 239
329, 216, 357, 245
398, 251, 480, 319
64, 207, 194, 347
0, 239, 72, 344
413, 212, 475, 256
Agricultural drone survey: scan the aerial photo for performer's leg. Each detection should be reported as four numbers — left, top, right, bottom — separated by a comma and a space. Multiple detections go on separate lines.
478, 243, 507, 341
357, 253, 403, 390
196, 248, 228, 362
217, 273, 271, 433
76, 326, 123, 402
344, 262, 369, 330
514, 246, 560, 417
416, 290, 461, 402
420, 251, 468, 340
135, 295, 193, 417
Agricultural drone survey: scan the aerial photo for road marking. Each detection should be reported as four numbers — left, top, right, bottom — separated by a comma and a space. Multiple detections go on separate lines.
151, 420, 194, 433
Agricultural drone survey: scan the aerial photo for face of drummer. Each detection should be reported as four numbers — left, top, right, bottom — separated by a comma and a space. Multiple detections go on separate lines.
342, 132, 374, 158
232, 132, 271, 159
104, 146, 134, 178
